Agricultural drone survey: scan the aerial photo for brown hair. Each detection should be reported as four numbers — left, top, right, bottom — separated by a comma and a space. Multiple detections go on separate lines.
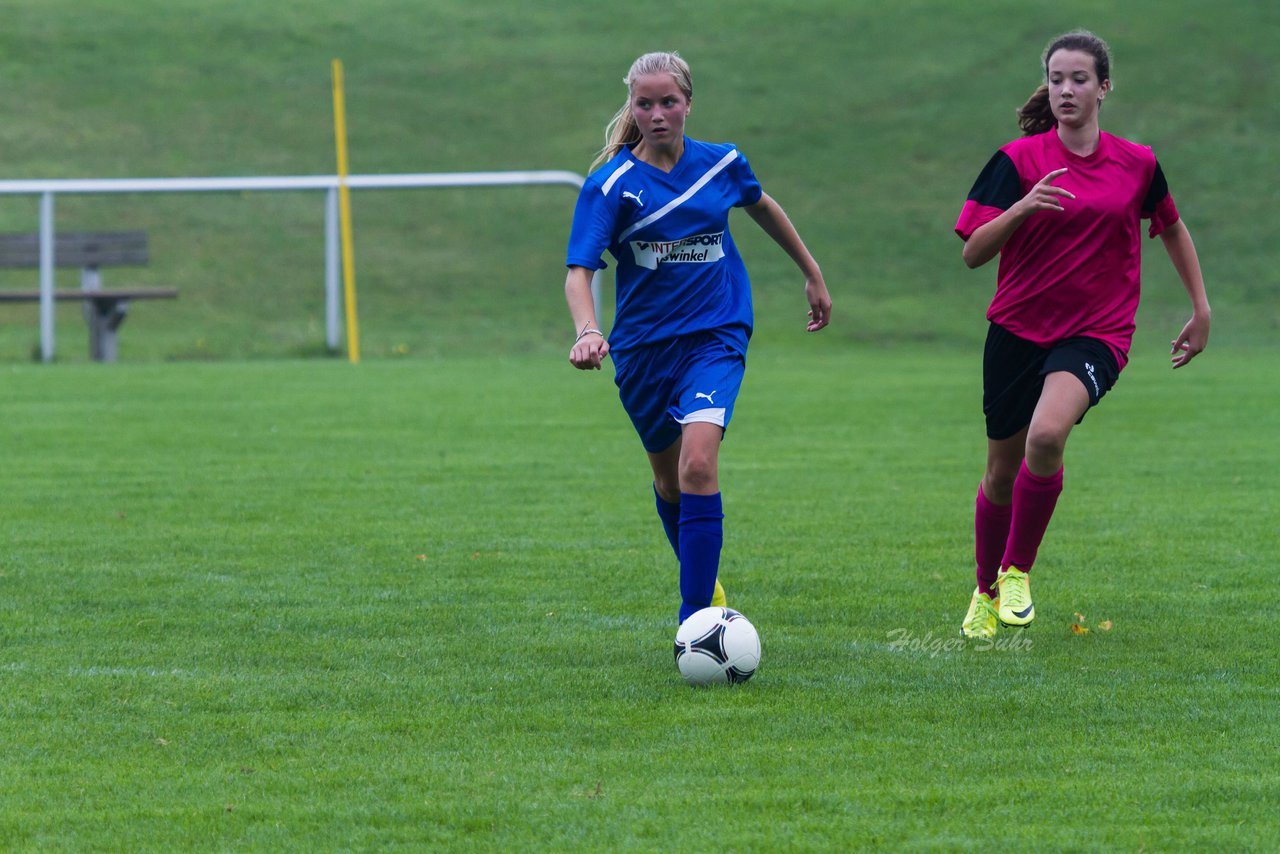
1017, 30, 1112, 135
590, 52, 693, 170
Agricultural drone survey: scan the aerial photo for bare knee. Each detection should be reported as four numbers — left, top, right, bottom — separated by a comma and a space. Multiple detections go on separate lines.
983, 463, 1018, 504
1025, 423, 1069, 471
653, 474, 681, 504
678, 451, 717, 495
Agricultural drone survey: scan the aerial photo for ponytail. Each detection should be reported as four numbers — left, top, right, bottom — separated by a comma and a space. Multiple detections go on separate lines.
592, 101, 642, 171
1017, 84, 1054, 135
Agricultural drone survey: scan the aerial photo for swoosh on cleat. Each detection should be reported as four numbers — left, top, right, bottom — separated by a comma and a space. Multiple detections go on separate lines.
1012, 604, 1034, 618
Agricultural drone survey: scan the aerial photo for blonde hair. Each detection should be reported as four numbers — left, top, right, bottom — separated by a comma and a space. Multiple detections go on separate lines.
1017, 30, 1112, 135
590, 51, 693, 170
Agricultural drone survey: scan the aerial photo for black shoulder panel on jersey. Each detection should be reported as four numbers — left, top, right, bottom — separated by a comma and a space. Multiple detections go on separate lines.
966, 150, 1022, 211
1142, 161, 1170, 215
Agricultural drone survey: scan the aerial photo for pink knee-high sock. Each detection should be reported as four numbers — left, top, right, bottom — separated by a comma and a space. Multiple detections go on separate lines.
975, 485, 1012, 597
1002, 461, 1064, 572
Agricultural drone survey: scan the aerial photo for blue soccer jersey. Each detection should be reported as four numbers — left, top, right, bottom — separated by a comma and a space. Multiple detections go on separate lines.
566, 137, 763, 353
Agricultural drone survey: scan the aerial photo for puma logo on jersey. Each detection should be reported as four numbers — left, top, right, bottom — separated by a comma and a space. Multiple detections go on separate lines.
694, 391, 717, 404
622, 189, 645, 207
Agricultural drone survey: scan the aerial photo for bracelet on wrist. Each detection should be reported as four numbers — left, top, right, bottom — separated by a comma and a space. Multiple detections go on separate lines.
575, 327, 604, 343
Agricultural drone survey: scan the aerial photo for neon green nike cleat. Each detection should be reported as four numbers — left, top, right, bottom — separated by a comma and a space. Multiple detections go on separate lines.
711, 579, 726, 608
996, 566, 1035, 627
960, 587, 999, 639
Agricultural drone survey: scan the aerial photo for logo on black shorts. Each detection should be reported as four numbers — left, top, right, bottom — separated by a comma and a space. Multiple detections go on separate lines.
1084, 362, 1100, 397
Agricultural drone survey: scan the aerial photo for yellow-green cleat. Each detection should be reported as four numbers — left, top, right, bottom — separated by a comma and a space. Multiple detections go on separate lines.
960, 587, 999, 639
996, 566, 1035, 627
711, 579, 726, 608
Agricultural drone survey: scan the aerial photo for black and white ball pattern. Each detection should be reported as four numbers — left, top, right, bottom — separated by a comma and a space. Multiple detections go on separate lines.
673, 607, 761, 686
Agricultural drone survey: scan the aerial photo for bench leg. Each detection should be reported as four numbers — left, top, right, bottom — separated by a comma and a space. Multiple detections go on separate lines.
85, 298, 128, 363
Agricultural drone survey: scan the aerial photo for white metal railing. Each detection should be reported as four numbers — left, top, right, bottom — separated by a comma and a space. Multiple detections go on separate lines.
0, 171, 599, 362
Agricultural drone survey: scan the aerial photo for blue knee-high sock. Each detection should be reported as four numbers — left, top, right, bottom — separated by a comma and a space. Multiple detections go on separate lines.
677, 491, 723, 623
653, 484, 680, 558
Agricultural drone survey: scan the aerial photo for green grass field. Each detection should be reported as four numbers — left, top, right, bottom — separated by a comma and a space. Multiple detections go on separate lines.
1, 0, 1277, 850
2, 350, 1277, 850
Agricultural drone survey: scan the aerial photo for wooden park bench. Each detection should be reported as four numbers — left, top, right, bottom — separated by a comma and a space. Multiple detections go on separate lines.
0, 230, 177, 362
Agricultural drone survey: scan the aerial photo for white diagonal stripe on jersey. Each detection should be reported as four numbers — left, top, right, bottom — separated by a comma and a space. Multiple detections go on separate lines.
600, 160, 634, 195
617, 149, 739, 242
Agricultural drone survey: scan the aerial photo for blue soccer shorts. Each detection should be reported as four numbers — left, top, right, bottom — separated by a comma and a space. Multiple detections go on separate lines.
613, 328, 748, 454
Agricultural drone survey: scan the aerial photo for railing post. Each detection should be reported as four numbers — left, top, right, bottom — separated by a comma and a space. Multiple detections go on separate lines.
324, 186, 340, 351
39, 192, 55, 363
590, 270, 603, 328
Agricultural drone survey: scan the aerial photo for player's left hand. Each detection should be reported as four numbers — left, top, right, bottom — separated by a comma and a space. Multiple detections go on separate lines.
805, 275, 831, 332
1170, 312, 1210, 368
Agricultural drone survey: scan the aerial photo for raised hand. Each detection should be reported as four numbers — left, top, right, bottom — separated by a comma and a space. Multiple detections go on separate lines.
1017, 168, 1076, 213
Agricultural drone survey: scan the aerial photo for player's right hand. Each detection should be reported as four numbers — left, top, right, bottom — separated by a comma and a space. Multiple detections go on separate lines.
569, 333, 609, 370
1018, 168, 1075, 213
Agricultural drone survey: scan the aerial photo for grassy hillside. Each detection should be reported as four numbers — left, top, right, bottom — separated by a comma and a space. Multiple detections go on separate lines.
0, 0, 1275, 361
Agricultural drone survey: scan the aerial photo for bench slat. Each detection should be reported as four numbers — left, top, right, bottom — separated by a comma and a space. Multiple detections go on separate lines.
0, 288, 177, 302
0, 231, 150, 267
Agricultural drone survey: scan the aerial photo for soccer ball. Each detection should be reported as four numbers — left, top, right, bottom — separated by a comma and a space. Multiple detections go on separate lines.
673, 607, 761, 686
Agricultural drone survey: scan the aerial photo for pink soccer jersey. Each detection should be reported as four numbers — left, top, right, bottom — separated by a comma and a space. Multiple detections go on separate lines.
955, 130, 1179, 367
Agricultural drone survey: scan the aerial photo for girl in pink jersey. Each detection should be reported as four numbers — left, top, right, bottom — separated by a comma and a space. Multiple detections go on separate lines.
953, 30, 1211, 638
